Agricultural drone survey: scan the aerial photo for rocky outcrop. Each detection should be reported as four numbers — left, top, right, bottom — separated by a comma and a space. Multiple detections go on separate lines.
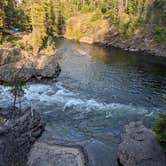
28, 142, 86, 166
65, 13, 109, 43
118, 121, 166, 166
0, 107, 45, 166
0, 46, 23, 65
65, 13, 166, 57
0, 46, 61, 82
101, 27, 166, 57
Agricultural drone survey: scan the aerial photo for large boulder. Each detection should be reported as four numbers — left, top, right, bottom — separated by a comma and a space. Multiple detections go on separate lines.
28, 142, 86, 166
0, 47, 61, 82
118, 121, 166, 166
0, 46, 23, 65
0, 108, 45, 166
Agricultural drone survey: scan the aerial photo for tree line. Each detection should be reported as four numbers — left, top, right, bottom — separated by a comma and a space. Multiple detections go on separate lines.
0, 0, 165, 54
0, 0, 64, 54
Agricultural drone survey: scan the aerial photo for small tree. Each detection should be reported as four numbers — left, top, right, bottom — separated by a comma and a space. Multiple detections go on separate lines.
4, 76, 26, 111
153, 95, 166, 151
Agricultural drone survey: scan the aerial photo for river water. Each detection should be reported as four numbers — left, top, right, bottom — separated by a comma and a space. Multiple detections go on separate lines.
0, 39, 166, 166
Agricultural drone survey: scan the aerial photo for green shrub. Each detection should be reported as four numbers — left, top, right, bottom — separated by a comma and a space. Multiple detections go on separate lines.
75, 29, 86, 40
80, 6, 91, 14
153, 97, 166, 151
154, 26, 166, 42
91, 10, 102, 22
16, 41, 24, 48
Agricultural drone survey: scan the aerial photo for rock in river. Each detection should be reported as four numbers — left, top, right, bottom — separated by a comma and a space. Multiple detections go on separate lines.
118, 121, 166, 166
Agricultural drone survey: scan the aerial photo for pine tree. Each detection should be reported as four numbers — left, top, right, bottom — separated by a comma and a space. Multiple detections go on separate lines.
46, 0, 57, 36
30, 0, 47, 55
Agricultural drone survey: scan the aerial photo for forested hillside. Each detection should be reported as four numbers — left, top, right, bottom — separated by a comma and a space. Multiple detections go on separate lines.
0, 0, 166, 55
61, 0, 166, 40
0, 1, 166, 166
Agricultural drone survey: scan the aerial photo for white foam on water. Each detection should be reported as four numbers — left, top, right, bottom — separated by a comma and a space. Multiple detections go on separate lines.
0, 83, 154, 117
0, 85, 13, 106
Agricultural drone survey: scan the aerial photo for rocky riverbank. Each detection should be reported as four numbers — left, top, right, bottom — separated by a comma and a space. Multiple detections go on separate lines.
28, 142, 86, 166
0, 107, 87, 166
95, 36, 166, 57
0, 107, 45, 166
0, 46, 61, 83
118, 121, 166, 166
27, 121, 166, 166
1, 111, 165, 166
67, 34, 166, 57
0, 41, 165, 166
65, 13, 166, 57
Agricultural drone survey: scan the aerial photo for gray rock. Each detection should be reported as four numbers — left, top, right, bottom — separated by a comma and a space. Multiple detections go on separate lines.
118, 121, 166, 166
0, 108, 45, 166
28, 142, 86, 166
0, 47, 23, 66
0, 47, 61, 82
83, 139, 114, 166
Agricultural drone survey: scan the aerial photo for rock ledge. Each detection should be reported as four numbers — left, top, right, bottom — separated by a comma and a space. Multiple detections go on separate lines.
118, 121, 166, 166
28, 142, 86, 166
0, 46, 61, 82
0, 107, 45, 166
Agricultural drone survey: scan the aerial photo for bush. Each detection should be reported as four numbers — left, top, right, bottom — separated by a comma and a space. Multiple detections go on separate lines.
80, 6, 91, 14
75, 29, 86, 40
91, 10, 103, 22
153, 97, 166, 151
154, 26, 166, 42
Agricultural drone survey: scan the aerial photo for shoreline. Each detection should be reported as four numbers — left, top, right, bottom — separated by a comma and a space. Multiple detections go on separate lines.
95, 41, 166, 58
60, 36, 166, 58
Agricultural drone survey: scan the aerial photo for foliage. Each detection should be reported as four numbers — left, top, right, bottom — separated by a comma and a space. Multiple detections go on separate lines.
154, 26, 166, 42
0, 0, 165, 50
91, 10, 103, 22
66, 27, 87, 40
153, 111, 166, 151
3, 76, 26, 111
153, 96, 166, 151
30, 0, 47, 55
57, 0, 166, 41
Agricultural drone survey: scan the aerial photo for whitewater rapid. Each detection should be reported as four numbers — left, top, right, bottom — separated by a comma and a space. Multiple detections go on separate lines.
0, 82, 157, 119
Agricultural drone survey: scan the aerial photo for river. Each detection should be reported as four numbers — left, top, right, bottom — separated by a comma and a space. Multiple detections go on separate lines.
0, 39, 166, 166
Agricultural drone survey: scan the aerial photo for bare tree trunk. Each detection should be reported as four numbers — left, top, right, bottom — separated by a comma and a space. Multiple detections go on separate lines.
32, 25, 39, 56
125, 0, 128, 12
13, 93, 17, 110
118, 0, 124, 19
19, 97, 22, 113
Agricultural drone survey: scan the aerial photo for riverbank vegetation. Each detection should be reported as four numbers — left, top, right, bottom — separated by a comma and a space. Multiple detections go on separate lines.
62, 0, 166, 39
0, 0, 166, 55
153, 110, 166, 151
153, 96, 166, 152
